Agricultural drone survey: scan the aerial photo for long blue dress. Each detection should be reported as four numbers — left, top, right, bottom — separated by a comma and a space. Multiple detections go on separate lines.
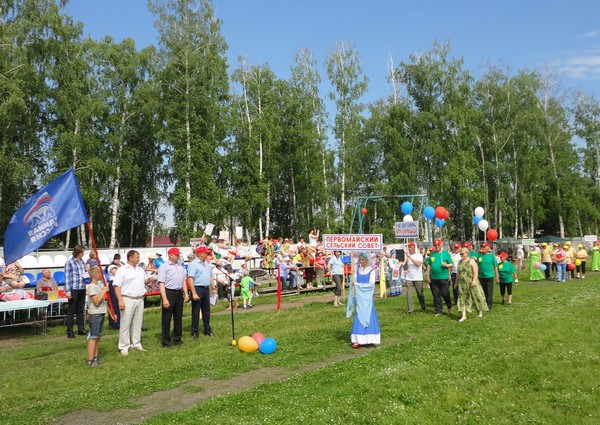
347, 266, 380, 345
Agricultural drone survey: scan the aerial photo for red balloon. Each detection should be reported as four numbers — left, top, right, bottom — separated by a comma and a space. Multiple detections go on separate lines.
435, 206, 449, 220
361, 208, 368, 215
567, 264, 575, 271
486, 229, 498, 242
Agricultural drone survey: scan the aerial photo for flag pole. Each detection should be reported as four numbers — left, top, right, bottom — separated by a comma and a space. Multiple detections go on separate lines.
86, 221, 117, 321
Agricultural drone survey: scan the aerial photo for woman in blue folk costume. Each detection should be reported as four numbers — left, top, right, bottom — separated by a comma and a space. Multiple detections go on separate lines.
347, 252, 380, 349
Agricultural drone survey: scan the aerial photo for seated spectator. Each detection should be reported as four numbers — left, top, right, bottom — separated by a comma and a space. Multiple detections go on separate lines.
2, 260, 25, 288
146, 256, 158, 274
153, 252, 165, 269
279, 256, 295, 290
0, 272, 32, 300
86, 251, 100, 271
36, 269, 59, 292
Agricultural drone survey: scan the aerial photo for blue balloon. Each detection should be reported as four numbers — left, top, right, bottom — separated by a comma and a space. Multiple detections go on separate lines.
423, 206, 435, 220
473, 216, 482, 225
401, 201, 413, 215
539, 264, 547, 271
435, 218, 445, 227
259, 337, 277, 355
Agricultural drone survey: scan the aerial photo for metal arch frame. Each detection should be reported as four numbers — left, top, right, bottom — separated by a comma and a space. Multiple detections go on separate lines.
349, 194, 432, 245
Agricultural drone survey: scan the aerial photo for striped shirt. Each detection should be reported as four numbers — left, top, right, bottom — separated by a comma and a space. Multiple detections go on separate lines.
65, 256, 86, 292
157, 260, 187, 290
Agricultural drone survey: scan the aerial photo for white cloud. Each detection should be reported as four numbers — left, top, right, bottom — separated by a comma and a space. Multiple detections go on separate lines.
583, 30, 600, 39
560, 55, 600, 79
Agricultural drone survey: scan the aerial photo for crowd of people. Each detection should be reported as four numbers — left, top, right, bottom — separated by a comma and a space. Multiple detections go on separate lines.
4, 231, 600, 365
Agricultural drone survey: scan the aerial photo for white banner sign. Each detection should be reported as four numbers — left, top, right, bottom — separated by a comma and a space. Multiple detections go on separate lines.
204, 223, 215, 236
235, 226, 243, 240
394, 222, 419, 239
583, 235, 597, 242
322, 234, 383, 251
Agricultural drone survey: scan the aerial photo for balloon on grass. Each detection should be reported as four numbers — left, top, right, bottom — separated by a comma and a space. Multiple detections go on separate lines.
486, 229, 498, 242
238, 336, 258, 353
259, 337, 277, 354
423, 206, 435, 220
401, 201, 413, 215
251, 332, 266, 347
477, 219, 489, 232
474, 207, 485, 218
403, 214, 413, 222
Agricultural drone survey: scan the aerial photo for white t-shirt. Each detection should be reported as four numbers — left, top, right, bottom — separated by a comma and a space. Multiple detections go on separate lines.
451, 252, 461, 274
405, 253, 424, 281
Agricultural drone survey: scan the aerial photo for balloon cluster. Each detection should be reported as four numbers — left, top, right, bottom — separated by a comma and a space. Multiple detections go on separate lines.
473, 207, 498, 242
238, 332, 277, 355
420, 204, 449, 227
401, 201, 413, 222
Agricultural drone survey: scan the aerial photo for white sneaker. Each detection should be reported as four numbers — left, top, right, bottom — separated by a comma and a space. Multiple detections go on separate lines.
132, 346, 147, 352
120, 350, 129, 356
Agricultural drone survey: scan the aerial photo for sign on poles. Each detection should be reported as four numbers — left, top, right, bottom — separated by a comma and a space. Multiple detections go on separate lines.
322, 234, 383, 251
394, 222, 418, 239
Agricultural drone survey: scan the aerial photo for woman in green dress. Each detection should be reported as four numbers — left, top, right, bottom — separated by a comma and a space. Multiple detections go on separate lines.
591, 243, 600, 271
456, 247, 488, 322
529, 244, 545, 281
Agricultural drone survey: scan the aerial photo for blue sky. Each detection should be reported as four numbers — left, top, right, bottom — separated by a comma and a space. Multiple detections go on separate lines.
65, 0, 600, 105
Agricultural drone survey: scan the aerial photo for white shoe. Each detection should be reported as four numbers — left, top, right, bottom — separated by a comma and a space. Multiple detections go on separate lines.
132, 346, 147, 352
120, 350, 129, 356
459, 317, 467, 322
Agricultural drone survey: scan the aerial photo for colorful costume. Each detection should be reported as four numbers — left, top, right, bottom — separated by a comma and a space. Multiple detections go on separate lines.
528, 249, 545, 281
240, 276, 253, 301
347, 265, 380, 345
457, 260, 488, 313
262, 240, 275, 269
591, 246, 600, 271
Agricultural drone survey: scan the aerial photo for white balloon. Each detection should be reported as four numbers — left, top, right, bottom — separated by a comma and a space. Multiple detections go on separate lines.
478, 219, 489, 232
474, 207, 485, 218
403, 214, 413, 222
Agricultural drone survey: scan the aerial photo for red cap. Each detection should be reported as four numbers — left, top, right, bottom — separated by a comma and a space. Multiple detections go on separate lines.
464, 242, 472, 248
407, 242, 416, 247
453, 243, 461, 249
434, 239, 443, 246
481, 243, 490, 249
499, 252, 509, 259
195, 246, 212, 254
168, 248, 182, 256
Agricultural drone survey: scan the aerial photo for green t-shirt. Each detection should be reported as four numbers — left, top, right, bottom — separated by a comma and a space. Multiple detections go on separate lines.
426, 250, 452, 280
477, 253, 498, 278
240, 276, 253, 290
498, 261, 516, 283
469, 250, 477, 259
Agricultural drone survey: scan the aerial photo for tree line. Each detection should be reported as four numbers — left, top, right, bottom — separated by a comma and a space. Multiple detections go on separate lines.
2, 0, 599, 249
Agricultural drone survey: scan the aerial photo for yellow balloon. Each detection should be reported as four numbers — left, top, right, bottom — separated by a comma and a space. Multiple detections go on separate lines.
238, 336, 258, 352
231, 339, 237, 347
575, 259, 582, 266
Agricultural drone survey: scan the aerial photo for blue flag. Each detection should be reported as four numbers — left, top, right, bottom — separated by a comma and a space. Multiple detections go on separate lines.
3, 168, 88, 264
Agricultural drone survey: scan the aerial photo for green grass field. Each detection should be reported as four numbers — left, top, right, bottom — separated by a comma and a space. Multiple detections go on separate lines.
1, 274, 599, 424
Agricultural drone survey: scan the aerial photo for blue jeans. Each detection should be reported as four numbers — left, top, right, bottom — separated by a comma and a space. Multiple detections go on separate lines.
557, 263, 566, 282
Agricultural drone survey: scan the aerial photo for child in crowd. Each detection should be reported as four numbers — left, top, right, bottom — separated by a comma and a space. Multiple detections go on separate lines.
86, 266, 108, 367
498, 252, 518, 305
239, 275, 254, 309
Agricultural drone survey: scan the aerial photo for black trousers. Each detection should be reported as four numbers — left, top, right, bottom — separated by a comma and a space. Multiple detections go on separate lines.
66, 288, 86, 333
191, 286, 211, 336
479, 277, 494, 310
429, 279, 452, 314
451, 272, 459, 305
544, 262, 552, 279
162, 288, 184, 346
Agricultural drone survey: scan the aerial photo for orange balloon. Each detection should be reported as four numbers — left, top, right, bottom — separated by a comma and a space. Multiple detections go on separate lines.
361, 208, 368, 215
435, 206, 449, 220
238, 336, 258, 353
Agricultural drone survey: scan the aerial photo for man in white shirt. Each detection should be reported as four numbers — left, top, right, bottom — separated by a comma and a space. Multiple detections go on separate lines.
402, 242, 426, 313
113, 250, 153, 356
